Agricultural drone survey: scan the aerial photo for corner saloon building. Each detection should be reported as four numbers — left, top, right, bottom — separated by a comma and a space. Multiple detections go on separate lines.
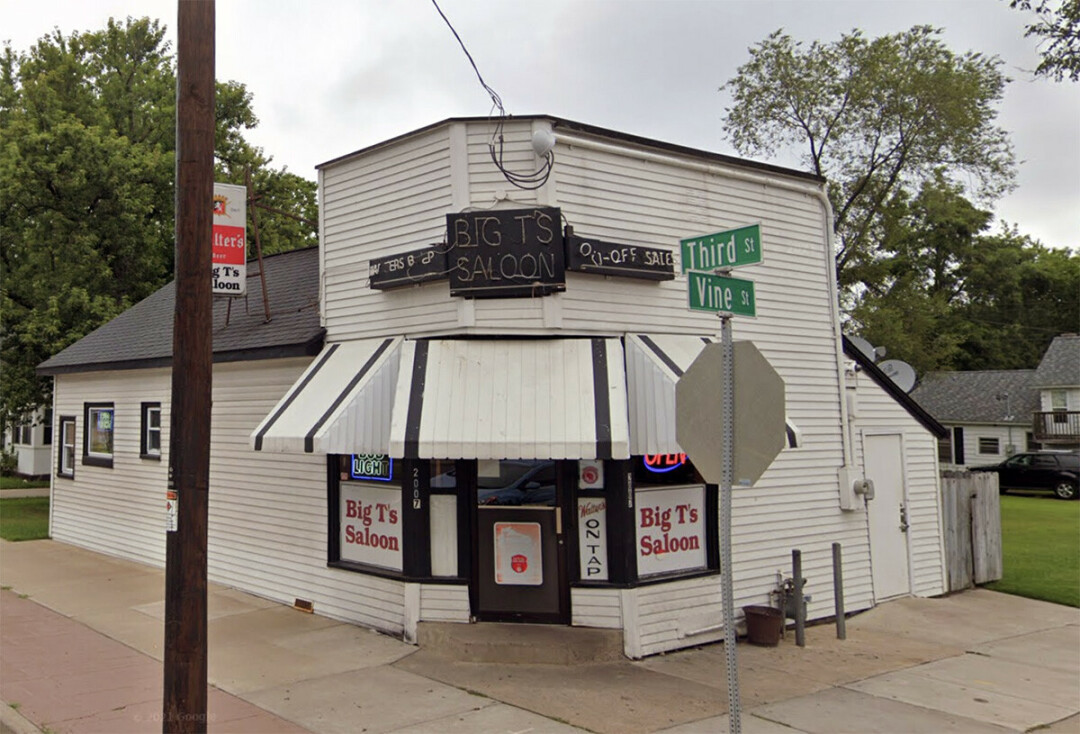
39, 117, 948, 658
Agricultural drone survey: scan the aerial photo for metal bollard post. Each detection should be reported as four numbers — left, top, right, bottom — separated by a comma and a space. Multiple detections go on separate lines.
833, 542, 846, 640
792, 549, 805, 647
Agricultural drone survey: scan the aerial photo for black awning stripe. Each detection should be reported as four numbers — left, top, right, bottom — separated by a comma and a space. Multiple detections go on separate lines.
786, 423, 797, 448
592, 338, 613, 460
402, 340, 430, 459
638, 334, 685, 377
254, 343, 340, 451
303, 338, 394, 453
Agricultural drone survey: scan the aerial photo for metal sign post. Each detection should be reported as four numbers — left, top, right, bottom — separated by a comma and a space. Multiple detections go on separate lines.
718, 312, 741, 734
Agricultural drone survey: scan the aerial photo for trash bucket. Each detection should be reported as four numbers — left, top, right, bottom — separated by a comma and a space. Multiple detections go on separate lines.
743, 605, 783, 646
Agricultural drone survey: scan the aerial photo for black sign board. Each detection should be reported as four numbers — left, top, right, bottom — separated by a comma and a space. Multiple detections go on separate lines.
566, 236, 675, 281
447, 207, 565, 298
369, 246, 448, 290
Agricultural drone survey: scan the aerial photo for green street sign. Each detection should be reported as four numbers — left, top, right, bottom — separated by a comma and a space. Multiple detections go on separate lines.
680, 224, 762, 272
687, 271, 756, 317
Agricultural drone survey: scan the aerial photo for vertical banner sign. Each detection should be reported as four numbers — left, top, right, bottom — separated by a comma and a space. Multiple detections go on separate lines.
212, 182, 247, 296
578, 498, 608, 580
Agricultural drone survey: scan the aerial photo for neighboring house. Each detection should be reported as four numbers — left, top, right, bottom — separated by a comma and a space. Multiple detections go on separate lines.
911, 370, 1040, 468
2, 407, 52, 478
1032, 334, 1080, 450
911, 334, 1080, 467
38, 116, 949, 658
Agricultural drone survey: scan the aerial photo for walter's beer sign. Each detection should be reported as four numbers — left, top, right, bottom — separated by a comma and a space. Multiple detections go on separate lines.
369, 206, 675, 298
212, 182, 247, 296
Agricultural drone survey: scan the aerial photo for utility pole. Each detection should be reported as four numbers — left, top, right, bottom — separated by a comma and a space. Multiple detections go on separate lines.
163, 2, 214, 732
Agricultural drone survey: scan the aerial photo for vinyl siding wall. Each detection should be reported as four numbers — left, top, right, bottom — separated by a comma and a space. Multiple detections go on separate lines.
50, 360, 409, 636
851, 372, 947, 598
319, 119, 877, 655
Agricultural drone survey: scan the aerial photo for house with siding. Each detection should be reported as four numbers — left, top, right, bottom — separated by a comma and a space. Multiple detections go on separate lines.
912, 334, 1080, 466
38, 116, 948, 658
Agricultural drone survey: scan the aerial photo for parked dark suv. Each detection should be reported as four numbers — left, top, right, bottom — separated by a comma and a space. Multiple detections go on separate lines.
971, 452, 1080, 500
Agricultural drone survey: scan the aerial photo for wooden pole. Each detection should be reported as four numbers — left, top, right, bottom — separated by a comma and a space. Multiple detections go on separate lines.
164, 2, 214, 731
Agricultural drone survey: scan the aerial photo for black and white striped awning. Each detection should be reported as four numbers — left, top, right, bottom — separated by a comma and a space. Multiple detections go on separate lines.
388, 338, 630, 460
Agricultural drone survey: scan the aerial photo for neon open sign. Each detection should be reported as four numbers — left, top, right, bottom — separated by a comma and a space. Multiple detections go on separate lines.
643, 454, 688, 473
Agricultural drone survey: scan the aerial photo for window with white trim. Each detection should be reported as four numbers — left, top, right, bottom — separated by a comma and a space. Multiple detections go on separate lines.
83, 403, 114, 468
977, 437, 1000, 455
141, 403, 162, 459
58, 416, 76, 478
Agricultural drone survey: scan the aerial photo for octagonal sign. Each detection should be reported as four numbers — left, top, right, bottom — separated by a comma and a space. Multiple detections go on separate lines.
676, 341, 785, 486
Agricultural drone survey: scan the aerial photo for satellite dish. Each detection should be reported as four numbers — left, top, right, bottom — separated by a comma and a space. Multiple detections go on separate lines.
879, 360, 917, 393
849, 335, 877, 362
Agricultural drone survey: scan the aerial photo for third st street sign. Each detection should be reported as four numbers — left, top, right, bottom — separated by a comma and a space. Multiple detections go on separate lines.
680, 223, 762, 272
687, 271, 756, 317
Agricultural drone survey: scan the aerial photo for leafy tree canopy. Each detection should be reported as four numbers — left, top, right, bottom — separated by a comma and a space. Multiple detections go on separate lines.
722, 26, 1016, 292
1012, 0, 1080, 81
850, 176, 1079, 373
0, 17, 317, 424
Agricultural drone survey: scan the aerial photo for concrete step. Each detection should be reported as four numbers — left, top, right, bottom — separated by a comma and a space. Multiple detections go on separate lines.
417, 621, 625, 664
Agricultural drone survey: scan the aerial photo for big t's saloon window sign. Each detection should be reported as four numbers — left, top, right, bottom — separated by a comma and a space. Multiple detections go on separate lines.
212, 182, 247, 296
636, 485, 706, 577
368, 206, 675, 297
340, 483, 403, 571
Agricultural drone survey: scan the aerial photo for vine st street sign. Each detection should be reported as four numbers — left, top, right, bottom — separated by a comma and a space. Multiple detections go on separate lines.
686, 271, 756, 317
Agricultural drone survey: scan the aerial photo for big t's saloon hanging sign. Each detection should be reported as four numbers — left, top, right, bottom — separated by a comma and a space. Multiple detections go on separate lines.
369, 206, 676, 297
212, 182, 247, 296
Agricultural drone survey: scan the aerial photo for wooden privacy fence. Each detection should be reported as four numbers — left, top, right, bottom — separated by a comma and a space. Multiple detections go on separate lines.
942, 471, 1003, 592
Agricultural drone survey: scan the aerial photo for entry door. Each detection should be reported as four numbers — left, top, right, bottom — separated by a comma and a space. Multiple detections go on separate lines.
864, 434, 911, 600
473, 460, 568, 623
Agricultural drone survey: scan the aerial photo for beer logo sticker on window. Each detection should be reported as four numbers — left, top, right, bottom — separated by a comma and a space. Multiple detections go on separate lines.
494, 522, 543, 586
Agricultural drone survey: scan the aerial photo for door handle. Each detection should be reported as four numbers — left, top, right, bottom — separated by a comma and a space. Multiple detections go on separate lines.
555, 507, 562, 535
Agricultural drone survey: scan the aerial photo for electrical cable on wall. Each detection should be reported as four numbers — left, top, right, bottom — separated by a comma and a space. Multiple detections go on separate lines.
430, 0, 554, 190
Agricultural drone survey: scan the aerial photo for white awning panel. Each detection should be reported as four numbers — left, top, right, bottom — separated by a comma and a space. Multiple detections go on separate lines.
389, 338, 630, 460
251, 337, 401, 454
626, 334, 801, 455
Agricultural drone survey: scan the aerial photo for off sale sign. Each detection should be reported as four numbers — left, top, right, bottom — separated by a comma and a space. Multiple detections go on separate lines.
212, 182, 247, 296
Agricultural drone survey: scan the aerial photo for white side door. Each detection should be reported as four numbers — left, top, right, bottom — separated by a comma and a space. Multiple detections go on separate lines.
865, 433, 911, 600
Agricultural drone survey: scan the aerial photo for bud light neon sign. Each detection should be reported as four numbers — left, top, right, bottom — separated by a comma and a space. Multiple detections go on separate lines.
643, 454, 688, 473
351, 454, 393, 482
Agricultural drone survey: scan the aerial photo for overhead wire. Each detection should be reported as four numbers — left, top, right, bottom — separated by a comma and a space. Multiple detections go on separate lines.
430, 0, 554, 191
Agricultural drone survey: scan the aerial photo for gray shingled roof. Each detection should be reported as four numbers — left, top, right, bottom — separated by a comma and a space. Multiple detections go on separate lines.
38, 247, 324, 375
910, 370, 1040, 425
1033, 334, 1080, 388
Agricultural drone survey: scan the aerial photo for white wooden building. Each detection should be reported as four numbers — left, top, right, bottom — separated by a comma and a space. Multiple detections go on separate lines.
39, 117, 948, 658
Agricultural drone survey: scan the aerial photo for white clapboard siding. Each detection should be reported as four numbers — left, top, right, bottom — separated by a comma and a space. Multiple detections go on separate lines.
852, 371, 947, 598
51, 359, 408, 637
571, 587, 622, 629
419, 584, 470, 623
955, 425, 1020, 467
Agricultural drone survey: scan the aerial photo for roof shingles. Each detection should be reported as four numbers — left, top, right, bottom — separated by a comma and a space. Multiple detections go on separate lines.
38, 247, 324, 375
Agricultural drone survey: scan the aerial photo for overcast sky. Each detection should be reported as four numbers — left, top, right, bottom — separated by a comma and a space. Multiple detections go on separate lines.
3, 0, 1077, 249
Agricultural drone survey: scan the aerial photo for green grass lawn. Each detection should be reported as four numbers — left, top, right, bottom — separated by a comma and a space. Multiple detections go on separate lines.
984, 494, 1079, 607
0, 497, 50, 541
0, 476, 50, 490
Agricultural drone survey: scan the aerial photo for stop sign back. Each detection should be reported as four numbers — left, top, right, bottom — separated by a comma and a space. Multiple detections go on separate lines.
675, 341, 785, 486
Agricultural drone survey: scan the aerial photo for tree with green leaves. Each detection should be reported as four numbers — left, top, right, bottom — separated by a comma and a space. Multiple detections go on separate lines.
1011, 0, 1080, 81
851, 176, 1080, 373
721, 26, 1016, 293
0, 17, 317, 425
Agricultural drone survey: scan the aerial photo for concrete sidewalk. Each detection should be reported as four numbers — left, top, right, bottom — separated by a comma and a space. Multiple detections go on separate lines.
1, 539, 1077, 734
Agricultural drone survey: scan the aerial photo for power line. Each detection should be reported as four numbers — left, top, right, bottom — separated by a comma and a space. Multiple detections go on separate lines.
429, 0, 553, 191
